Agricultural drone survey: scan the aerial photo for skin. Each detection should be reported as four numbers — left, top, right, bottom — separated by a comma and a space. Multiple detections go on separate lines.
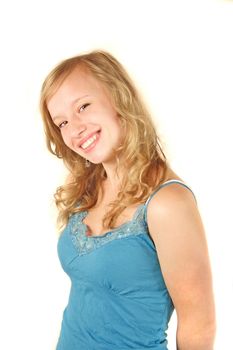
147, 186, 216, 349
48, 66, 216, 348
48, 66, 124, 184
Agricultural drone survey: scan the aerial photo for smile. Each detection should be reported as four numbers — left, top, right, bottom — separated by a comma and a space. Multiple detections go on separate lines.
80, 133, 99, 150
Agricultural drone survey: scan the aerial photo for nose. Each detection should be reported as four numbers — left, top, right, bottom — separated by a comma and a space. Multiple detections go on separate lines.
69, 118, 87, 138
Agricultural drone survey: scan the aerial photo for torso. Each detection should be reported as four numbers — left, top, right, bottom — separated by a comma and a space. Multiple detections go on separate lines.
83, 168, 184, 237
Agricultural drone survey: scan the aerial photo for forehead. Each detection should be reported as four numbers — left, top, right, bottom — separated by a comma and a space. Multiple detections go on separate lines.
47, 66, 106, 113
63, 66, 101, 92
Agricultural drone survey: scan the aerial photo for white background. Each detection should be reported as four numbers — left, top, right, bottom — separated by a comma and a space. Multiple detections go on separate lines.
0, 0, 232, 349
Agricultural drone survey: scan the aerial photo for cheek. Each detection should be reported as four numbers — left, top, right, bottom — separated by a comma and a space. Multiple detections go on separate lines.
60, 130, 83, 156
115, 118, 124, 138
60, 130, 72, 148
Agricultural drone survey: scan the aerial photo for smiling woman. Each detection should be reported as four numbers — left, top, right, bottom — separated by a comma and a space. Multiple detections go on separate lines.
40, 50, 216, 350
47, 66, 123, 166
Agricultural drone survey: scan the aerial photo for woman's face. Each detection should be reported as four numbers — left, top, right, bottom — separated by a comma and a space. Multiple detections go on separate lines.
47, 66, 123, 166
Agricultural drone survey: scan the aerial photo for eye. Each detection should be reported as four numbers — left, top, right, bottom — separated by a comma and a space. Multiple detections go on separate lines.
58, 120, 68, 129
79, 103, 90, 112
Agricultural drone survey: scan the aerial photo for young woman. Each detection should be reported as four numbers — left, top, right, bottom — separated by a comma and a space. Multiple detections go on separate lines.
40, 50, 216, 350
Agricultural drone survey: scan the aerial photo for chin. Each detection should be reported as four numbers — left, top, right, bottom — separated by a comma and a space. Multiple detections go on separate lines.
88, 152, 116, 165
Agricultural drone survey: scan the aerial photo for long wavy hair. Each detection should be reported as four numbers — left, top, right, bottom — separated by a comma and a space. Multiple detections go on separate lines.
40, 49, 170, 232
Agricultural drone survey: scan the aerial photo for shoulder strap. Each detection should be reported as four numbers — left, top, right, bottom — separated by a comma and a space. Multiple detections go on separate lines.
144, 179, 197, 223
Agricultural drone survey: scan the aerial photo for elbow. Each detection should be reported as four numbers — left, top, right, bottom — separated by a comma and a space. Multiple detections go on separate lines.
176, 319, 216, 350
176, 290, 217, 349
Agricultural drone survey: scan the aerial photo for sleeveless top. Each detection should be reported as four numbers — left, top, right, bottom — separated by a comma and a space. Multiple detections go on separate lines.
56, 179, 196, 350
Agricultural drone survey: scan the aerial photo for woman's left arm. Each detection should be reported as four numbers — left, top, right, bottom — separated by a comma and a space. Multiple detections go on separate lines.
147, 185, 216, 350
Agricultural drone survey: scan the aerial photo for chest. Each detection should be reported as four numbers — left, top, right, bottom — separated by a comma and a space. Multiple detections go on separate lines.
58, 214, 160, 287
83, 204, 142, 236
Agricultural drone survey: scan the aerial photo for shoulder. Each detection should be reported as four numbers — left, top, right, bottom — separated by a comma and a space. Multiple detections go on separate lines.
147, 181, 197, 216
149, 179, 195, 205
147, 182, 201, 248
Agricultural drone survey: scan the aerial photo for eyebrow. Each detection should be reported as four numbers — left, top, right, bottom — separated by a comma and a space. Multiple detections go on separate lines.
51, 94, 90, 121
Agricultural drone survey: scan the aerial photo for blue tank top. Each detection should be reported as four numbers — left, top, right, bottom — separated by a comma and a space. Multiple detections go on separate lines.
56, 180, 196, 350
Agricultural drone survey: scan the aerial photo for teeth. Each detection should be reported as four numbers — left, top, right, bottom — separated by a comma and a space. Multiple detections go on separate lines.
81, 134, 97, 149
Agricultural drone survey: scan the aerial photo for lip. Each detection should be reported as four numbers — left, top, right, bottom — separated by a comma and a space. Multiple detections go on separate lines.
78, 131, 100, 148
78, 130, 101, 152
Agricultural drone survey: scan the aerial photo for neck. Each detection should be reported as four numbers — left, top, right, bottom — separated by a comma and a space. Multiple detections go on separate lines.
100, 162, 126, 197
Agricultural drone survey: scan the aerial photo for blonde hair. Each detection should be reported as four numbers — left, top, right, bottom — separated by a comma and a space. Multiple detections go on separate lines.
40, 49, 170, 232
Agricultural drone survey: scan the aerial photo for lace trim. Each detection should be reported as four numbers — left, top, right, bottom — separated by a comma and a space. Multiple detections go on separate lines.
69, 205, 147, 256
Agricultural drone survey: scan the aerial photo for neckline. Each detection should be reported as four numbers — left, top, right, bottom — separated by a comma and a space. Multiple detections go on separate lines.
81, 203, 145, 238
79, 179, 185, 238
